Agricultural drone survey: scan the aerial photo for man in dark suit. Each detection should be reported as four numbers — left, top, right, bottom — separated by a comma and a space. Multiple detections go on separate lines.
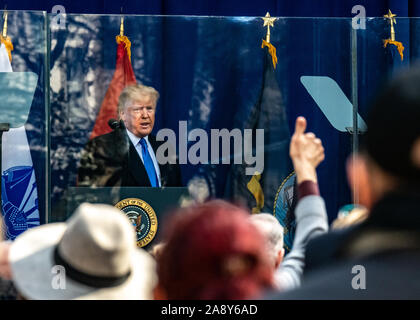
78, 84, 182, 187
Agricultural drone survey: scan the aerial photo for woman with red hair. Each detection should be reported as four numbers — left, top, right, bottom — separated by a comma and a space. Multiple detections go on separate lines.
154, 200, 274, 300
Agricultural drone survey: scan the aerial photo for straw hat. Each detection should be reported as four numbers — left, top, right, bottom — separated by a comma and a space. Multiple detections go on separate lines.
9, 203, 157, 300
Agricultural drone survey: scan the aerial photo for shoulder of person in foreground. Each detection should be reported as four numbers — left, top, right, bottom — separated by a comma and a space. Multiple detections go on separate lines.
268, 247, 420, 300
303, 223, 359, 275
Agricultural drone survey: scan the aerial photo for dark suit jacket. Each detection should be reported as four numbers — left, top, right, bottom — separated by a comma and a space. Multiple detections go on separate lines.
77, 126, 182, 187
266, 191, 420, 299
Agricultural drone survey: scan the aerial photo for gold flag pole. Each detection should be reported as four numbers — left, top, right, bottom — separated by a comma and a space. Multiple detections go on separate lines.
119, 12, 124, 37
383, 9, 404, 61
1, 9, 13, 62
261, 12, 278, 69
384, 9, 396, 41
248, 12, 279, 212
262, 12, 276, 43
115, 8, 131, 61
2, 10, 7, 38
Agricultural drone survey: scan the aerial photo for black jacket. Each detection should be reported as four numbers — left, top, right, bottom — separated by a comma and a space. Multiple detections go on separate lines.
268, 191, 420, 299
77, 126, 182, 187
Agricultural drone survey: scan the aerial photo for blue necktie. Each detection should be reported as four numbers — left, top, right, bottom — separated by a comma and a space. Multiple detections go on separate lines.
139, 138, 159, 187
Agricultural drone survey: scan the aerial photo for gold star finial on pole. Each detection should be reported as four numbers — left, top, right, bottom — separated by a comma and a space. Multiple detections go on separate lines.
262, 12, 276, 43
1, 8, 13, 62
383, 9, 404, 61
384, 9, 397, 41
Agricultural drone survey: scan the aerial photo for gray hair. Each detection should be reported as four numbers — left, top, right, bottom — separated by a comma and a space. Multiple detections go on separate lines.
117, 84, 160, 115
249, 213, 284, 266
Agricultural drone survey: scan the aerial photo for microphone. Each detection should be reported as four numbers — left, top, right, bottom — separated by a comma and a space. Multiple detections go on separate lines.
108, 118, 120, 130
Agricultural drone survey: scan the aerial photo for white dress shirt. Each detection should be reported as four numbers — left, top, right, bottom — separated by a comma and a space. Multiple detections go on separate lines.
126, 129, 162, 187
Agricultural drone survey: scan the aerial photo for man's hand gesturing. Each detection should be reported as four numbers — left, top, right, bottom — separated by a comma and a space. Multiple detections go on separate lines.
290, 117, 325, 184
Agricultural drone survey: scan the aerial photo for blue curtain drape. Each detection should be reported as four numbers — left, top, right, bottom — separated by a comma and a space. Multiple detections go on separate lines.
4, 1, 420, 224
1, 0, 420, 17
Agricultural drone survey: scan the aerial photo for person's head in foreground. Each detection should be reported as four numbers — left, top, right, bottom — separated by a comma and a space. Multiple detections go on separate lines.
9, 203, 157, 300
249, 213, 284, 269
269, 67, 420, 300
347, 66, 420, 209
155, 200, 274, 300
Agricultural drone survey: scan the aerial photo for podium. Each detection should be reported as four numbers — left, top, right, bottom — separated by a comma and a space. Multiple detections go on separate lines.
65, 187, 190, 249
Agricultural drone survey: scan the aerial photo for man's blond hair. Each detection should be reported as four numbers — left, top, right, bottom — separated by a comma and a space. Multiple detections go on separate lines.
118, 84, 160, 115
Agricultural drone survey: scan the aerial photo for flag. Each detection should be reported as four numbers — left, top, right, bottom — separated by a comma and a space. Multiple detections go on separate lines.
383, 10, 408, 77
225, 50, 297, 252
0, 39, 40, 240
0, 42, 11, 72
384, 38, 405, 76
90, 35, 136, 139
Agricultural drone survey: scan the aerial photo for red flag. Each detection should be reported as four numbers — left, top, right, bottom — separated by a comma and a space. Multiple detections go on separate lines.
90, 35, 136, 139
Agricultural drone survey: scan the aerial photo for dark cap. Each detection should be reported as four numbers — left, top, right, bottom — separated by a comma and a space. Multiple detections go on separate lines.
365, 66, 420, 182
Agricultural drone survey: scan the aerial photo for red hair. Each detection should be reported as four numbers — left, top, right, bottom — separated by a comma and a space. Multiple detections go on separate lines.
156, 200, 274, 300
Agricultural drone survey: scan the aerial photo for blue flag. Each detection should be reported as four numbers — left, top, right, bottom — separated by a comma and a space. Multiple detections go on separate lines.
225, 51, 296, 253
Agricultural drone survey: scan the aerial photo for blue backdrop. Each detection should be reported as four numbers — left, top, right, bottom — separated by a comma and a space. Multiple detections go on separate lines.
46, 14, 412, 224
2, 0, 420, 17
3, 2, 419, 226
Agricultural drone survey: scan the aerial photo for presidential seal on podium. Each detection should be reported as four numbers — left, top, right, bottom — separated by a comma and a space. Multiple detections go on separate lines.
115, 198, 158, 248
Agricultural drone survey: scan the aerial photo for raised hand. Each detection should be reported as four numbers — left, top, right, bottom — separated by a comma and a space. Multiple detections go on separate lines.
290, 117, 325, 184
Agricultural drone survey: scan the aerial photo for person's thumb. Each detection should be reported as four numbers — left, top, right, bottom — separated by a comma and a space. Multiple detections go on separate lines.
294, 116, 307, 135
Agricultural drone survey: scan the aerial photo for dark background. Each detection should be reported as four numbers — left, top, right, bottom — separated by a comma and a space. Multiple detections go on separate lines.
0, 0, 419, 17
2, 1, 416, 227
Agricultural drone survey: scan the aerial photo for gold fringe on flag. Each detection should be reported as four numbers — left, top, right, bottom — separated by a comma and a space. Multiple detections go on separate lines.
247, 172, 264, 214
0, 36, 13, 62
261, 39, 278, 69
383, 39, 404, 61
116, 35, 132, 62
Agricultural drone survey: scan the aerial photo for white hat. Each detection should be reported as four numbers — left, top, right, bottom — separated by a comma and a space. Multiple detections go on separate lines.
9, 203, 157, 300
